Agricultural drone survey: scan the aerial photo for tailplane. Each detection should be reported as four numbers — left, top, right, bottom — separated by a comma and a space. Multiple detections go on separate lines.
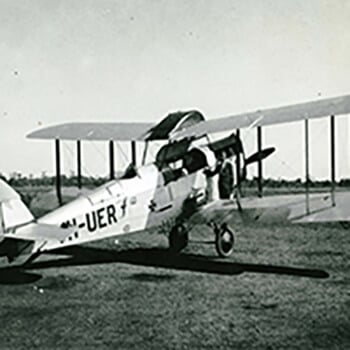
0, 179, 34, 233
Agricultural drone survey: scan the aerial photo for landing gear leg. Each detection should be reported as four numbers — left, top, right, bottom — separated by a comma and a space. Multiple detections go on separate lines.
169, 223, 189, 254
213, 223, 235, 258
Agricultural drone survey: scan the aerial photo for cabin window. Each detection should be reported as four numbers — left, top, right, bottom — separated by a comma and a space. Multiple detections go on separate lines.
88, 189, 111, 205
160, 148, 209, 185
107, 182, 123, 198
161, 161, 186, 185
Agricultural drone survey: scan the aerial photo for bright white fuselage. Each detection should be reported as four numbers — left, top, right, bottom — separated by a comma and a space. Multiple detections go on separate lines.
38, 164, 207, 253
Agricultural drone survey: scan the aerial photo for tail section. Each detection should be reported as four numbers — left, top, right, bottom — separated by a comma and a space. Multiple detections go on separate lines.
0, 179, 34, 233
0, 180, 73, 266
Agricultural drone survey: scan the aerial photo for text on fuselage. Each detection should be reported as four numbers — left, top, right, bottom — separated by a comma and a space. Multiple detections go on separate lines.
61, 204, 118, 233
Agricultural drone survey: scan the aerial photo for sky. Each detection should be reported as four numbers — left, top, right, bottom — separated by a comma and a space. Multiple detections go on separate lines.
1, 0, 350, 180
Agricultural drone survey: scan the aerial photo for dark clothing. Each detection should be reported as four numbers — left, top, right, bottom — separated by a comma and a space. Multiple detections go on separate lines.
218, 159, 234, 199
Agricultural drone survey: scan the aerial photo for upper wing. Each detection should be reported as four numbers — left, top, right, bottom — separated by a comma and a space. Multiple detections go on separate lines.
27, 122, 153, 141
172, 94, 350, 140
27, 94, 350, 142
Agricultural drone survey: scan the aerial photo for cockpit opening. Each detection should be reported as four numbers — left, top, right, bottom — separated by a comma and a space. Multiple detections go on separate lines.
183, 148, 208, 174
159, 146, 211, 185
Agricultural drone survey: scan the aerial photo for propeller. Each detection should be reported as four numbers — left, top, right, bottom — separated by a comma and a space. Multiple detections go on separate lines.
245, 147, 275, 166
238, 147, 275, 182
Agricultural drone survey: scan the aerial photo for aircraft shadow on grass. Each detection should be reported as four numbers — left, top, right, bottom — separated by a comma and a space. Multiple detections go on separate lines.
0, 246, 329, 285
36, 246, 329, 277
0, 269, 42, 285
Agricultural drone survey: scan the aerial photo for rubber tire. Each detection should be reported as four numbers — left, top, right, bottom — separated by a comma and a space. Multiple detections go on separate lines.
215, 224, 235, 258
169, 224, 189, 253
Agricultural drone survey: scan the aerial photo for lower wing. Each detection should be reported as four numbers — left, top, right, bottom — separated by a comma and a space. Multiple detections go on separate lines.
188, 192, 350, 227
0, 223, 73, 264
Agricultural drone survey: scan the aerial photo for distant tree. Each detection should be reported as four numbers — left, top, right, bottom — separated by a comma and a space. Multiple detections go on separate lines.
339, 178, 350, 187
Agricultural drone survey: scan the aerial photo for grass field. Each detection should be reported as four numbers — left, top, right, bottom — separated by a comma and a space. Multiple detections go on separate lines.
0, 214, 349, 349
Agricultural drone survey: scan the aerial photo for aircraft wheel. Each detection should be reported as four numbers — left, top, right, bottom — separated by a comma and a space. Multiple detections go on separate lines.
169, 224, 189, 253
215, 223, 235, 258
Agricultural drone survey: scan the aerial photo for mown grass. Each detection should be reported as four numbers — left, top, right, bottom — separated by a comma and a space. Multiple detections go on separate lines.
0, 215, 349, 349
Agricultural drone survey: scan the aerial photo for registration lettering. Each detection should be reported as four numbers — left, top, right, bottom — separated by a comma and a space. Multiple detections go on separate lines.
86, 204, 118, 232
61, 204, 118, 233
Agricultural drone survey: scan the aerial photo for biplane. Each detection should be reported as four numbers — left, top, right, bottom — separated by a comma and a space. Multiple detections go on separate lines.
1, 94, 350, 266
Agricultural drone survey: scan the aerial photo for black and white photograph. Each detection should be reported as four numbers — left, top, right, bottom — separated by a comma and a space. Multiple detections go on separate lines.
0, 1, 349, 349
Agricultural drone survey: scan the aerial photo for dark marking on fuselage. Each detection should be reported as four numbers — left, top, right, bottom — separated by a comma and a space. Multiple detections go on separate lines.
156, 204, 173, 213
97, 207, 107, 229
120, 198, 127, 217
61, 204, 119, 234
86, 212, 97, 232
61, 218, 76, 229
149, 199, 157, 212
107, 204, 117, 225
86, 204, 119, 233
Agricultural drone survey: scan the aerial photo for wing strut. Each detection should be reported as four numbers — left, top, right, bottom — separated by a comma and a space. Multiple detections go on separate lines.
257, 126, 263, 197
55, 139, 62, 206
235, 129, 241, 194
330, 115, 336, 206
142, 141, 149, 165
77, 140, 82, 189
131, 141, 137, 166
109, 140, 115, 180
304, 119, 310, 214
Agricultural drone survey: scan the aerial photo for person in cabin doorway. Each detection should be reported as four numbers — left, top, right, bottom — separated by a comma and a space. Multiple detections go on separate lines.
218, 149, 235, 199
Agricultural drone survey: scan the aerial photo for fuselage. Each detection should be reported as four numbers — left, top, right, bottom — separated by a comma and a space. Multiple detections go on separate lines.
38, 162, 208, 252
0, 132, 244, 266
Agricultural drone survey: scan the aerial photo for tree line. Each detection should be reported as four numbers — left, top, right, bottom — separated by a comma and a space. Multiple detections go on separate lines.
1, 172, 350, 188
0, 173, 106, 188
